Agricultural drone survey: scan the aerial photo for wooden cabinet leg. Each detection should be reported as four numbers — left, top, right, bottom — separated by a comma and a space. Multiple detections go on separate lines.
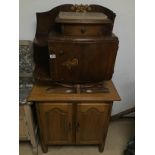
24, 104, 39, 154
98, 143, 105, 153
41, 141, 48, 153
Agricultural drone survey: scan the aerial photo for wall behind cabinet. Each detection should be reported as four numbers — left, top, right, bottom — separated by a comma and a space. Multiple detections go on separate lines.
19, 0, 135, 115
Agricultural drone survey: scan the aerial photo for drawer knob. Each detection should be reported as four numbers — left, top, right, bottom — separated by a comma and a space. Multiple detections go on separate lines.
81, 27, 86, 34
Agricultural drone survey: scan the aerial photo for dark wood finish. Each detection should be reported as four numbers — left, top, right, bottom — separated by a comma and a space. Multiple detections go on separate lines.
27, 80, 120, 153
48, 34, 118, 84
34, 4, 116, 39
31, 4, 120, 153
56, 11, 112, 36
33, 4, 118, 84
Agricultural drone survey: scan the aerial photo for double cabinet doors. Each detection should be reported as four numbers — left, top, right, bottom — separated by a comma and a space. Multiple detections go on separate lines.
38, 102, 112, 145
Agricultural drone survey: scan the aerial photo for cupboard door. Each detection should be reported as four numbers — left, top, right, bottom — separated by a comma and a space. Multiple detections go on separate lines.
76, 103, 112, 144
48, 43, 80, 83
38, 103, 73, 144
48, 39, 118, 84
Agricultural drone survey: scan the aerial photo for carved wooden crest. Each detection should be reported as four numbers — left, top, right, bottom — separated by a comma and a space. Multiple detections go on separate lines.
70, 4, 92, 12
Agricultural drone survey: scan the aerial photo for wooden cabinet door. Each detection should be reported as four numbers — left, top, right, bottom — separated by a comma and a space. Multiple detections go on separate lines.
48, 38, 118, 84
48, 43, 80, 83
76, 103, 112, 144
38, 103, 73, 144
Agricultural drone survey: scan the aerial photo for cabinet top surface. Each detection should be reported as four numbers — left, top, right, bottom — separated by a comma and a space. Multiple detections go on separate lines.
55, 11, 111, 24
27, 80, 120, 102
58, 12, 108, 20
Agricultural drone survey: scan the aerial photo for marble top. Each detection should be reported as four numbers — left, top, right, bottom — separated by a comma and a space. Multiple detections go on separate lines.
19, 40, 33, 77
19, 85, 33, 104
58, 12, 108, 20
19, 78, 33, 104
19, 40, 34, 104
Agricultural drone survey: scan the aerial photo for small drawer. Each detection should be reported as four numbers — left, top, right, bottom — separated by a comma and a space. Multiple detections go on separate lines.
61, 24, 112, 36
56, 11, 113, 36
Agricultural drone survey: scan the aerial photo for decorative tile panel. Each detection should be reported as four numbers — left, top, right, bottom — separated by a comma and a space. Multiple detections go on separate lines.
19, 40, 34, 104
19, 40, 33, 77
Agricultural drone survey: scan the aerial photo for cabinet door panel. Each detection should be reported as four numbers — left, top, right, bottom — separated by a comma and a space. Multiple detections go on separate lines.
49, 43, 80, 83
76, 103, 112, 144
39, 103, 72, 144
49, 39, 118, 84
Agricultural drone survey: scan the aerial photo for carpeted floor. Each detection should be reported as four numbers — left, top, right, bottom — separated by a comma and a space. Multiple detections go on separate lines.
19, 118, 135, 155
